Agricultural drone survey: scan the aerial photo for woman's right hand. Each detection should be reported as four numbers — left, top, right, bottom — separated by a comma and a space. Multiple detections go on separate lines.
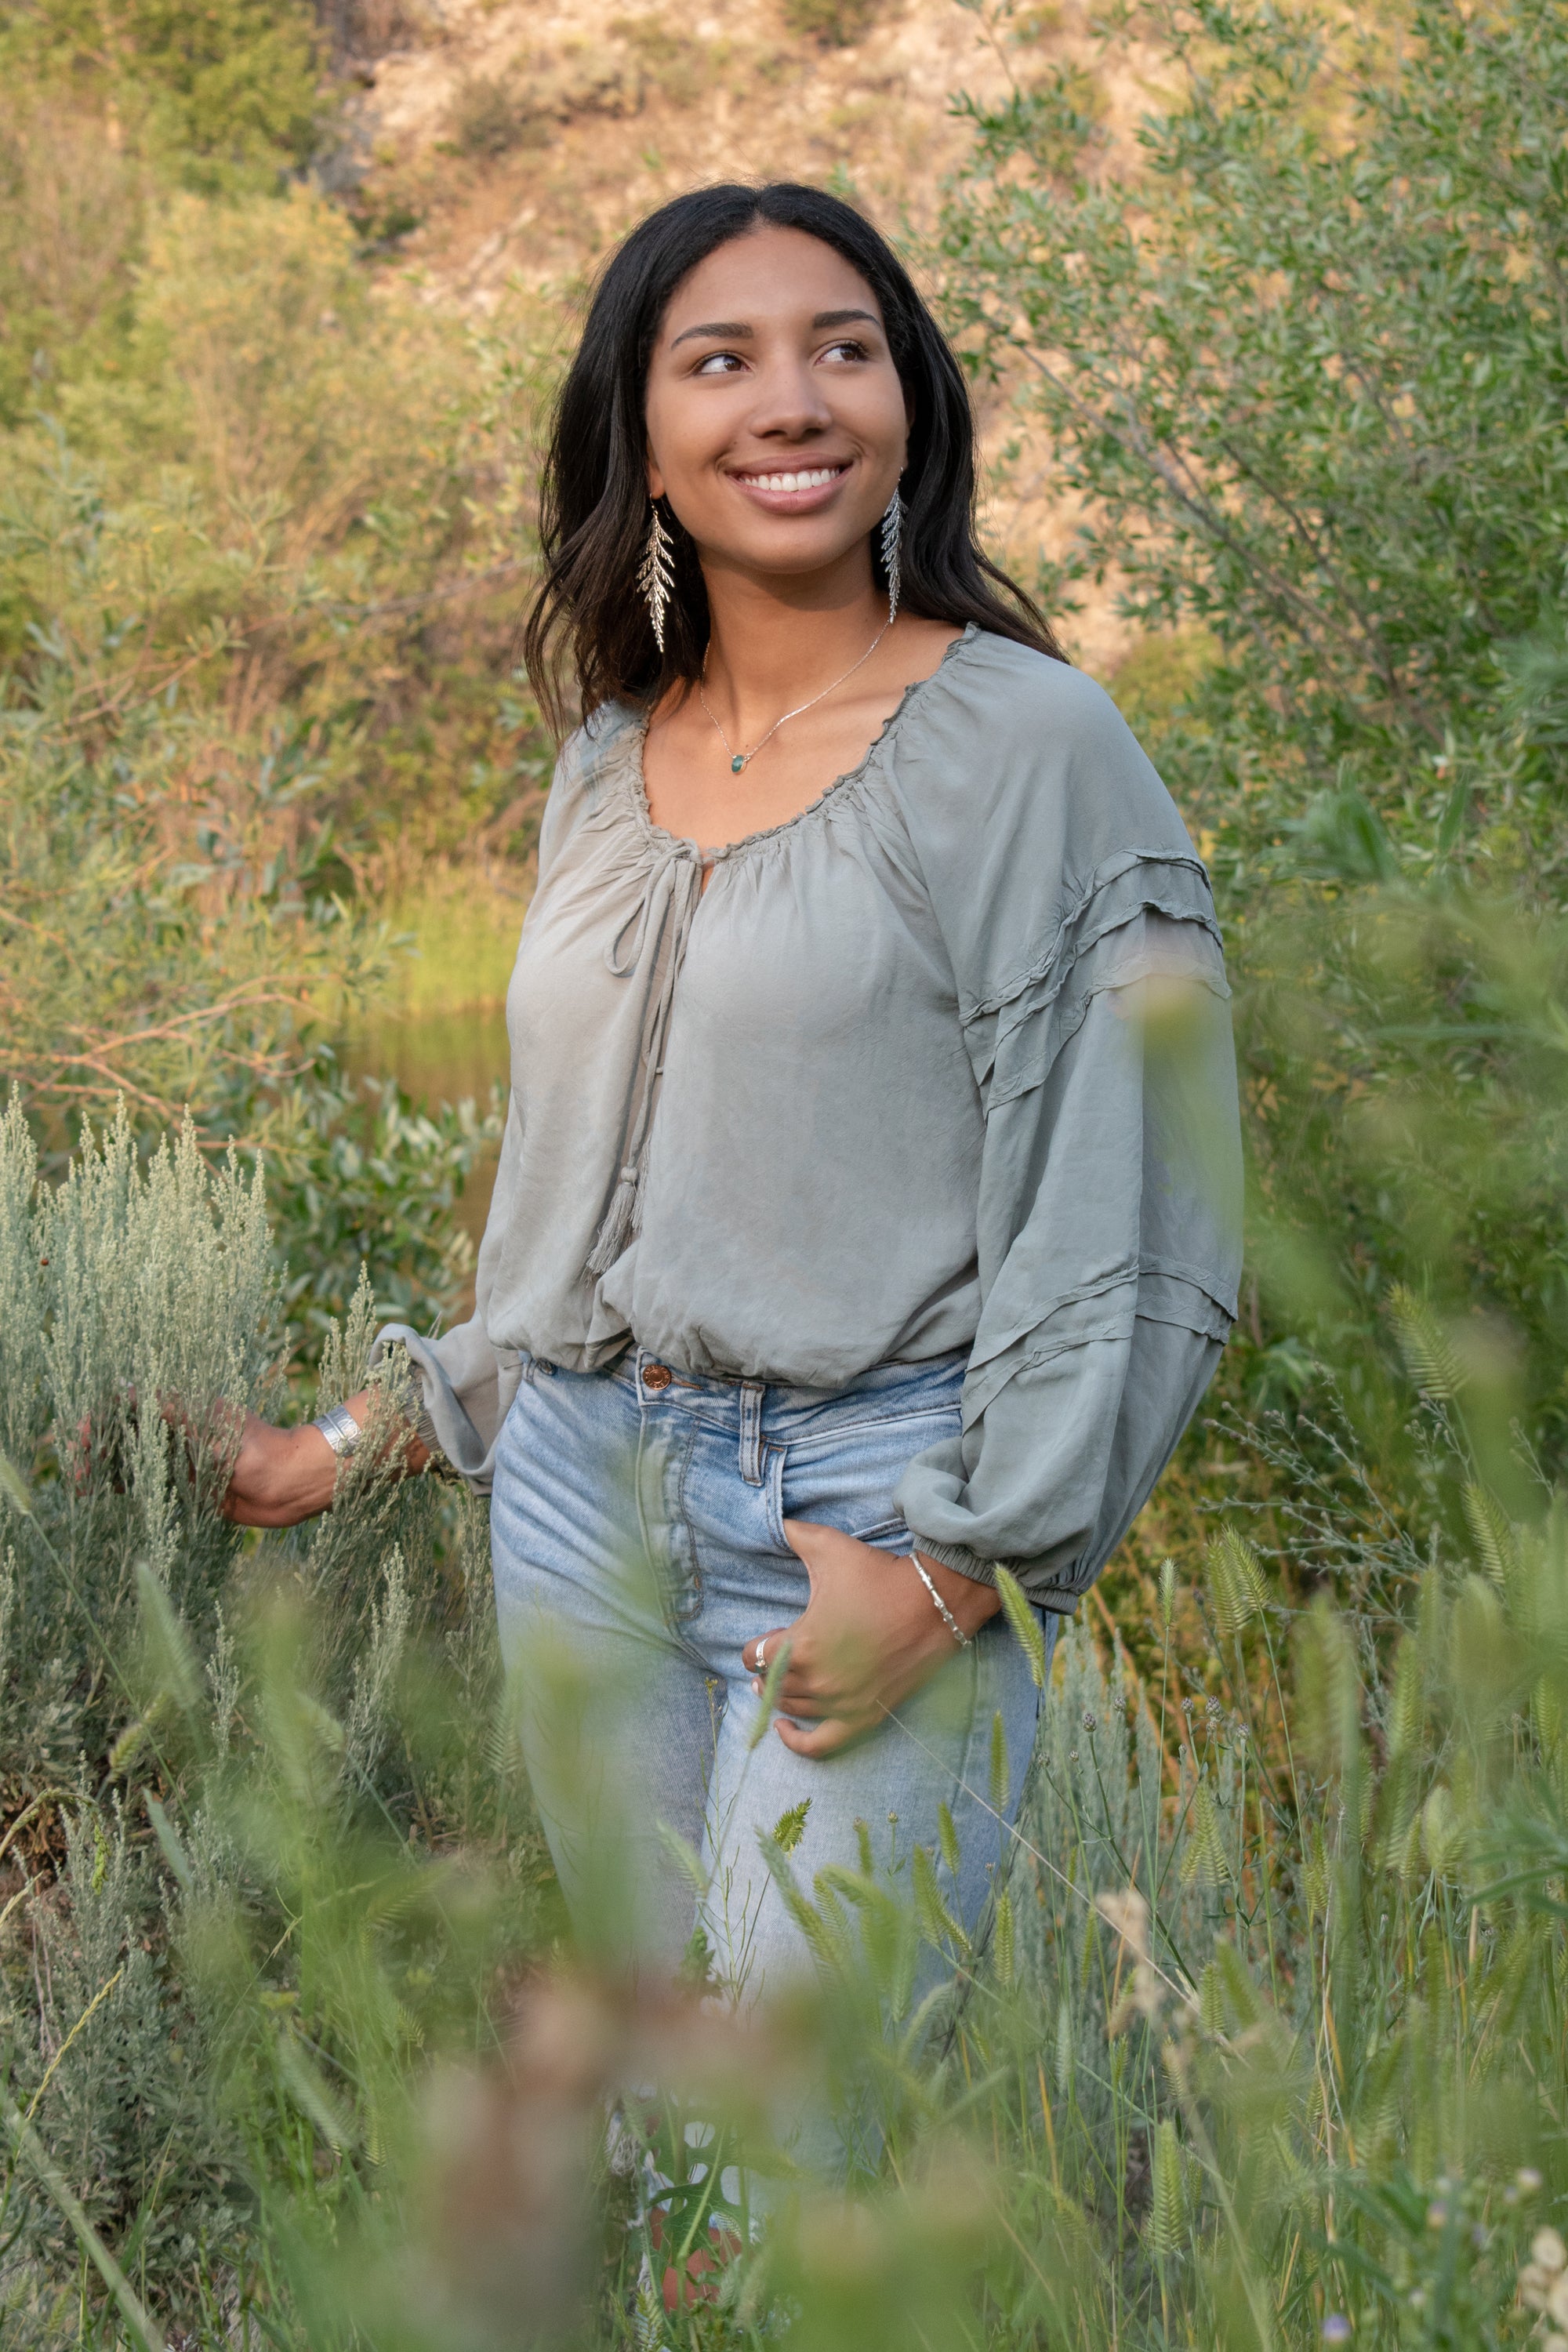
220, 1389, 427, 1526
221, 1412, 347, 1526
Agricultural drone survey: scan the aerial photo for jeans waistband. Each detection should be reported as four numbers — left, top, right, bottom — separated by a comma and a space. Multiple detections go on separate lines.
613, 1342, 967, 1409
590, 1345, 968, 1490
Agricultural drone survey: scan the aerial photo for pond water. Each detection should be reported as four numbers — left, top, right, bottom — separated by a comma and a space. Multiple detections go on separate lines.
349, 1004, 512, 1282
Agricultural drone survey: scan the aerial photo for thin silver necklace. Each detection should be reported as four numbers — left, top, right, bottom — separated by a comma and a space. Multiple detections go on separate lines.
699, 621, 891, 774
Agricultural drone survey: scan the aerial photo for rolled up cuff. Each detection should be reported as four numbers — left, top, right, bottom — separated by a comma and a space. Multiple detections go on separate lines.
909, 1538, 997, 1588
910, 1537, 1087, 1617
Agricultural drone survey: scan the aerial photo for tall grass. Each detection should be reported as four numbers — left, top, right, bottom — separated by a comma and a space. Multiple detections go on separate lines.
1, 1094, 1563, 2350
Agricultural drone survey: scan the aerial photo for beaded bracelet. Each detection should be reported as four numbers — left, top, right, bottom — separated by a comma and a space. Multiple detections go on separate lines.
910, 1552, 971, 1647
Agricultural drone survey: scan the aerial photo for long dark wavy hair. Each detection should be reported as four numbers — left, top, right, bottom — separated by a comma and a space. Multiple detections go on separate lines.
521, 182, 1062, 735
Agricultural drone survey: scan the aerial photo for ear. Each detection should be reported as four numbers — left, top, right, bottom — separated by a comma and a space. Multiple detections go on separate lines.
646, 448, 666, 503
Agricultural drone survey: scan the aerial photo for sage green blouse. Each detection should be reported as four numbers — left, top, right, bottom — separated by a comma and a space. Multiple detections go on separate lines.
376, 626, 1242, 1613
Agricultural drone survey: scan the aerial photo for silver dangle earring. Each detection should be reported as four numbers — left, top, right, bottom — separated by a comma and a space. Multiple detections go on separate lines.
880, 485, 902, 626
638, 499, 675, 654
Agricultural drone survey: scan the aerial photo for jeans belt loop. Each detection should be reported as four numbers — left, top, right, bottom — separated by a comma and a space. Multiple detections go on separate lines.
738, 1379, 765, 1486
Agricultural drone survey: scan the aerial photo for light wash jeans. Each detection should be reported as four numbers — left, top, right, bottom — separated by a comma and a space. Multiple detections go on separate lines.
489, 1344, 1048, 2003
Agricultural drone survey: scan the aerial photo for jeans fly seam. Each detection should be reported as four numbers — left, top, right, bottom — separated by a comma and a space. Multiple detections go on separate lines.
667, 1414, 704, 1626
634, 1392, 702, 1632
739, 1380, 765, 1486
764, 1442, 787, 1553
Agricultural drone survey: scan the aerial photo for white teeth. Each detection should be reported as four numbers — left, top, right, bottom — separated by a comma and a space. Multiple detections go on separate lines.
739, 466, 844, 491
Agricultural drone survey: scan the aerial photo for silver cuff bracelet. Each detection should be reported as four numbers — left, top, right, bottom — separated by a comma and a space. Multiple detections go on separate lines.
311, 1403, 361, 1457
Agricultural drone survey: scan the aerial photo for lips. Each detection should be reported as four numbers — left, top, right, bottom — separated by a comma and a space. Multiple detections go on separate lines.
726, 459, 854, 512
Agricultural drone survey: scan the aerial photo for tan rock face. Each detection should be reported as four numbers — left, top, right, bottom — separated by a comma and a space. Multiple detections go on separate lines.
344, 0, 1152, 671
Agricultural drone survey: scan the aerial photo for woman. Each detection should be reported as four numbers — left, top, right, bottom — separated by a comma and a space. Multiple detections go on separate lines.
223, 184, 1241, 2009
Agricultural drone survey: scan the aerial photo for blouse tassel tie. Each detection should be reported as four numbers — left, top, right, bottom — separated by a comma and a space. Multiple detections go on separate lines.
586, 840, 705, 1277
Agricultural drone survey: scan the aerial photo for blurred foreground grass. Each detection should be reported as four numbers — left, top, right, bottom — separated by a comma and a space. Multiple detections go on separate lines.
2, 1096, 1566, 2351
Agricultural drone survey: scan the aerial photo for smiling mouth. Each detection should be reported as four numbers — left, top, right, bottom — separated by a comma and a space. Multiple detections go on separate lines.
731, 463, 851, 492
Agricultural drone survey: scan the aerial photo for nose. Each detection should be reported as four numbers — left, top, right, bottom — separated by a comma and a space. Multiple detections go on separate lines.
743, 349, 835, 444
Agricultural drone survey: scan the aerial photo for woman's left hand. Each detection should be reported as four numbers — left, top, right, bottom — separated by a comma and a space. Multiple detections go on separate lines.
745, 1520, 1002, 1759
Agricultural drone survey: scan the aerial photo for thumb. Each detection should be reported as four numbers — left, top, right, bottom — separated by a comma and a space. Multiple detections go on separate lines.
781, 1517, 834, 1601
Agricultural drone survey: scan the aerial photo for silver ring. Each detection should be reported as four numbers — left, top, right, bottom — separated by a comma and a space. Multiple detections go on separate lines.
753, 1640, 768, 1675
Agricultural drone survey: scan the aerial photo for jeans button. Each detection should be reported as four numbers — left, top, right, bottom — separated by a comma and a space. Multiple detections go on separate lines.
642, 1363, 672, 1392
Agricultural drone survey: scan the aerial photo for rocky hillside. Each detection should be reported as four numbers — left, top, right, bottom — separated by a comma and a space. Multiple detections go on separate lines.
331, 0, 1155, 671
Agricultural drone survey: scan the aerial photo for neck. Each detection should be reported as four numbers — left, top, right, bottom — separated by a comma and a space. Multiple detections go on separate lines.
699, 546, 887, 728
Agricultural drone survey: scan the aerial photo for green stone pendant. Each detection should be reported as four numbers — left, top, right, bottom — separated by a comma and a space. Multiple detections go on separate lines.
731, 755, 745, 772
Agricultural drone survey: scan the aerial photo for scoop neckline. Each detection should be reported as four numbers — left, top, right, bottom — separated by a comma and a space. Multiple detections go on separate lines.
619, 622, 978, 864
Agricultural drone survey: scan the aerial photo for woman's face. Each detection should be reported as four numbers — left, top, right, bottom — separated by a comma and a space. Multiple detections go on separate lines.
643, 223, 909, 586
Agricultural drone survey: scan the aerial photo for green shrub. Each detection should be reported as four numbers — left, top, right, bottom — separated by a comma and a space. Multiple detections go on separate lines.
0, 0, 325, 195
0, 0, 1564, 2343
0, 105, 145, 430
0, 1107, 528, 2331
612, 13, 713, 105
781, 0, 882, 48
445, 72, 551, 158
0, 171, 532, 1345
939, 0, 1568, 1446
942, 0, 1568, 865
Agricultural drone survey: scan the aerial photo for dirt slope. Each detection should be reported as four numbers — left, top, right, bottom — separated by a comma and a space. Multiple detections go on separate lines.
342, 0, 1153, 670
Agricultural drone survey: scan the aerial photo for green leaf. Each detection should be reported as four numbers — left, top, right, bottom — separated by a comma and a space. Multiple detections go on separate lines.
1207, 1525, 1268, 1636
145, 1795, 193, 1894
993, 1565, 1047, 1687
1388, 1286, 1467, 1401
746, 1635, 793, 1750
771, 1798, 811, 1855
275, 2030, 357, 2154
0, 1452, 32, 1518
135, 1560, 204, 1721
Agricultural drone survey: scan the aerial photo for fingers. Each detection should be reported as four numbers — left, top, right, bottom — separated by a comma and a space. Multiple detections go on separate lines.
745, 1626, 792, 1677
746, 1641, 845, 1717
775, 1713, 864, 1759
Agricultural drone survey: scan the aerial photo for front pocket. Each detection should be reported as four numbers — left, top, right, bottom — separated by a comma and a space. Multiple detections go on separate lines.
777, 1404, 960, 1553
847, 1512, 910, 1552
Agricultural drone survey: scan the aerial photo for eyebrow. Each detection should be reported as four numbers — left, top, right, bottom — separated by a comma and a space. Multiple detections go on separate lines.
668, 307, 881, 349
670, 318, 752, 347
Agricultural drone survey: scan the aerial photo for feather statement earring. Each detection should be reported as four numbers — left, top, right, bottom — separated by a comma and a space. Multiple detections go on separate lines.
880, 486, 902, 626
638, 500, 675, 654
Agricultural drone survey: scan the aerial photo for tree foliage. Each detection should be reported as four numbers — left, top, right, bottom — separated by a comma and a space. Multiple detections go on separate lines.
943, 0, 1568, 852
0, 0, 324, 198
939, 0, 1568, 1461
0, 49, 542, 1348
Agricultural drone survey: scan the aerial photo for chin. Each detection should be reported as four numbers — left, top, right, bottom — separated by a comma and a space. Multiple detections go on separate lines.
736, 532, 875, 578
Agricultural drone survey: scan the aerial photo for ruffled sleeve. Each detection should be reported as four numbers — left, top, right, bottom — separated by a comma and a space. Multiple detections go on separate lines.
370, 1091, 525, 1489
888, 638, 1243, 1612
